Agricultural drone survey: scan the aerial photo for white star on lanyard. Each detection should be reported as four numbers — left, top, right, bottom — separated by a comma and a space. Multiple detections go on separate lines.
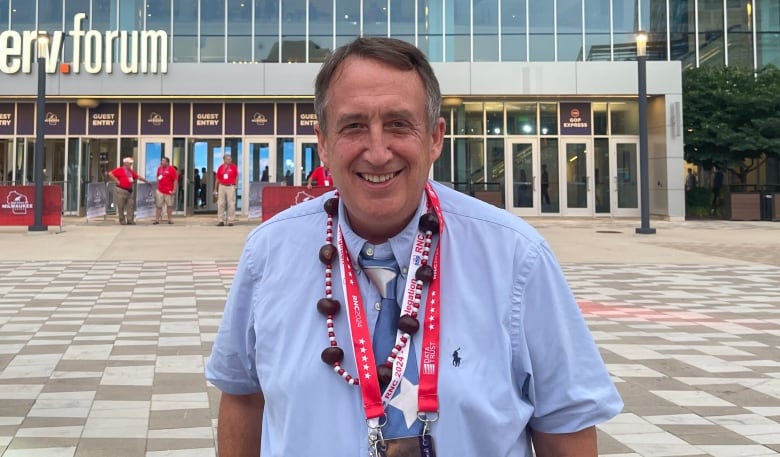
387, 376, 420, 428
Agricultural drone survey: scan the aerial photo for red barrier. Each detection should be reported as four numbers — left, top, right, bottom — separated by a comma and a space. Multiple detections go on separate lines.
0, 186, 62, 227
262, 186, 333, 221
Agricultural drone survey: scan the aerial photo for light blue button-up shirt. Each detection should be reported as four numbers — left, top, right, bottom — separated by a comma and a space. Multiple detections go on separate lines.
206, 181, 623, 456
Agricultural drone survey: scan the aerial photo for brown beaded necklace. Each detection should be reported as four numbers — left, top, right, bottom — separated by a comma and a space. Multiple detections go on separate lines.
316, 195, 440, 388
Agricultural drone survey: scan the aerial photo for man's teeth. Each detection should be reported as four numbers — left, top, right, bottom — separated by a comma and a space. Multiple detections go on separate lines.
361, 173, 395, 183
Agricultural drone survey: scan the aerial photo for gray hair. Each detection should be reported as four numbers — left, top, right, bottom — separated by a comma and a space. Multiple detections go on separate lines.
314, 37, 441, 133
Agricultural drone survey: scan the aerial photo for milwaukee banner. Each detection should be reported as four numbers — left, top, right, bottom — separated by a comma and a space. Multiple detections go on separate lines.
261, 185, 332, 222
0, 185, 62, 226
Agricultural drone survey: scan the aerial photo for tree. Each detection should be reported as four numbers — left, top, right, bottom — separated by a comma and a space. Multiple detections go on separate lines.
683, 65, 780, 184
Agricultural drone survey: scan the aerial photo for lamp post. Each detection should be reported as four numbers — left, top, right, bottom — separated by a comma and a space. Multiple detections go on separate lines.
29, 31, 49, 232
635, 30, 656, 235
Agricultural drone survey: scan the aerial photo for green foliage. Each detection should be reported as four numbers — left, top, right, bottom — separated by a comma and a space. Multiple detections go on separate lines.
685, 187, 713, 218
683, 65, 780, 183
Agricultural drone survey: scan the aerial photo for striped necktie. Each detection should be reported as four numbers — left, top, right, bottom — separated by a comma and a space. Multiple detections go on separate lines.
359, 244, 424, 439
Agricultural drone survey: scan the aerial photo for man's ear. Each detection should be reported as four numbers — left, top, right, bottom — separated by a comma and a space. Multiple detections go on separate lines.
315, 123, 329, 168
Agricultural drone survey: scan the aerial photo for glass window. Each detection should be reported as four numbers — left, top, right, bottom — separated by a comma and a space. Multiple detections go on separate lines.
441, 106, 454, 135
539, 103, 557, 135
38, 0, 63, 32
433, 138, 452, 183
63, 0, 91, 62
419, 0, 443, 61
528, 0, 554, 61
756, 1, 780, 67
9, 0, 35, 30
726, 0, 753, 67
540, 138, 559, 212
593, 102, 607, 135
336, 0, 359, 48
501, 0, 526, 61
256, 0, 280, 62
280, 0, 305, 62
453, 103, 484, 135
276, 138, 294, 185
669, 0, 694, 62
227, 0, 252, 62
610, 102, 639, 135
310, 0, 333, 62
648, 1, 668, 59
390, 0, 415, 44
445, 0, 471, 62
506, 102, 537, 135
173, 0, 198, 62
0, 0, 8, 32
147, 0, 171, 31
613, 0, 639, 60
698, 0, 725, 67
594, 138, 610, 213
118, 0, 143, 31
92, 0, 116, 31
485, 103, 503, 135
364, 0, 388, 37
453, 138, 484, 192
557, 0, 582, 61
474, 0, 498, 61
487, 138, 504, 186
584, 0, 611, 61
201, 0, 226, 62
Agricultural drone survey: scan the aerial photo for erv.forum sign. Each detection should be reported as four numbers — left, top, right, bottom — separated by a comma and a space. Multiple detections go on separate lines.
0, 13, 167, 75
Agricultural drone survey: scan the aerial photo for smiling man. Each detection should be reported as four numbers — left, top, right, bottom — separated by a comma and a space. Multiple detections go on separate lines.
206, 37, 622, 457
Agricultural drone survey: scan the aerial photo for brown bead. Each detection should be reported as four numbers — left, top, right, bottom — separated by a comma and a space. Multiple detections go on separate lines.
376, 364, 392, 386
321, 346, 344, 364
317, 298, 341, 315
324, 197, 339, 216
319, 244, 338, 264
418, 213, 440, 234
415, 265, 434, 283
398, 314, 420, 334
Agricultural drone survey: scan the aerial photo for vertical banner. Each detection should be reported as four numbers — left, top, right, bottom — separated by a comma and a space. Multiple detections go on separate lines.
134, 183, 156, 220
86, 183, 108, 219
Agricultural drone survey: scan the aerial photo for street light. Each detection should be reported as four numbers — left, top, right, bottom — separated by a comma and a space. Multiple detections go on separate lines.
635, 30, 656, 235
29, 31, 49, 232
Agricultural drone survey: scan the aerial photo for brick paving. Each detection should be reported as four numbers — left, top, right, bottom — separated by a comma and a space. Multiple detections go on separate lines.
0, 217, 778, 456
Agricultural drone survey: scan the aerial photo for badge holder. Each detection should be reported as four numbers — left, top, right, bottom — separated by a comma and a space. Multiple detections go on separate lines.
369, 413, 438, 457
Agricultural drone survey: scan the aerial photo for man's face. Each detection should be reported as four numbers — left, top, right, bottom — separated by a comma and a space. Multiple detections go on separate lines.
224, 155, 232, 164
161, 158, 169, 167
315, 57, 444, 242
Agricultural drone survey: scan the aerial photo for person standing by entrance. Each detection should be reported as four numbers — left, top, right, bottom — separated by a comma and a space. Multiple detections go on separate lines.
214, 153, 238, 226
306, 164, 333, 188
154, 157, 178, 225
108, 157, 150, 225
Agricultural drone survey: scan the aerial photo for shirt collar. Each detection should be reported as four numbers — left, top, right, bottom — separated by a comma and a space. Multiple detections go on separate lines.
338, 194, 426, 269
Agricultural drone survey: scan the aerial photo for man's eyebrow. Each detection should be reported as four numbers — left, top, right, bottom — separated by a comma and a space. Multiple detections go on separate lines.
334, 113, 368, 125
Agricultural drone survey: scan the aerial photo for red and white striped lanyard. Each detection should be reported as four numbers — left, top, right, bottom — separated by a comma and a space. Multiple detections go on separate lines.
336, 183, 444, 426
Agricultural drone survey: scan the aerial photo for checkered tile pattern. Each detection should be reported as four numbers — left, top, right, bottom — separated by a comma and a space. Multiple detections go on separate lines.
0, 261, 778, 456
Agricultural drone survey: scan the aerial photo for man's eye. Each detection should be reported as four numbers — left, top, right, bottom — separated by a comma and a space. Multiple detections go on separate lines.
389, 121, 408, 129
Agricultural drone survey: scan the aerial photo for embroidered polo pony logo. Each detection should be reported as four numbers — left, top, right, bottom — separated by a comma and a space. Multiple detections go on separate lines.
452, 348, 462, 367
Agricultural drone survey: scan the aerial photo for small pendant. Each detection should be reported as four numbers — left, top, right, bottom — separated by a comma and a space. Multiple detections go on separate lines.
373, 434, 436, 457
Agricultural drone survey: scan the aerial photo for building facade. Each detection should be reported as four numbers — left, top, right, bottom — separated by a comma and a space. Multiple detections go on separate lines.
0, 0, 778, 219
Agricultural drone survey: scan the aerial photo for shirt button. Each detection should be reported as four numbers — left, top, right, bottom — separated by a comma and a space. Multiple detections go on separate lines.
374, 302, 381, 311
365, 247, 374, 257
401, 267, 408, 275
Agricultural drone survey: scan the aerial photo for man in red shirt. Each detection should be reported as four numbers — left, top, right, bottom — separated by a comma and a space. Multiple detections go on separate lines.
108, 157, 150, 225
154, 157, 178, 224
306, 165, 333, 188
214, 153, 238, 226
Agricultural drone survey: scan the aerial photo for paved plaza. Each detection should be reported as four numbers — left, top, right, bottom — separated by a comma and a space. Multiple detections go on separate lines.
0, 215, 779, 456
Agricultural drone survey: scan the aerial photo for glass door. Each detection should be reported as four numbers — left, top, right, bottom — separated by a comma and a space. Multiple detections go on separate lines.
246, 137, 276, 220
296, 137, 319, 186
505, 138, 538, 216
611, 139, 640, 217
189, 138, 222, 213
561, 139, 593, 216
140, 137, 172, 183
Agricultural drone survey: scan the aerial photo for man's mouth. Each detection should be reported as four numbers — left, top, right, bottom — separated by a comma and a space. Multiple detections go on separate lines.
358, 171, 399, 184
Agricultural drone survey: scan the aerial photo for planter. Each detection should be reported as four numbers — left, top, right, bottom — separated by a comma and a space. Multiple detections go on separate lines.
729, 192, 761, 220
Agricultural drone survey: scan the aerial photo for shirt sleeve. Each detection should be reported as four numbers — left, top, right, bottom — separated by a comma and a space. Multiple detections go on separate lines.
205, 242, 262, 395
512, 241, 623, 433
